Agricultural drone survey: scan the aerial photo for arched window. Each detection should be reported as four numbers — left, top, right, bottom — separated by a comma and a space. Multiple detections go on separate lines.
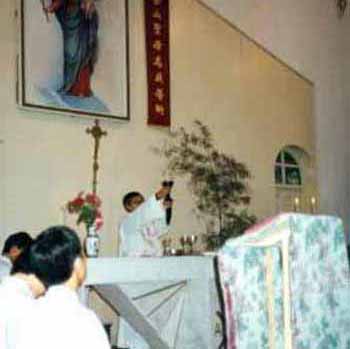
275, 150, 302, 186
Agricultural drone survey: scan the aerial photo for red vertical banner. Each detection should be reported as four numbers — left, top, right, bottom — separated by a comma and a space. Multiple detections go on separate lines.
145, 0, 171, 127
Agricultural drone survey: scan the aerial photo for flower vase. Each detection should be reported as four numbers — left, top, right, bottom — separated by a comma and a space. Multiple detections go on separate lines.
85, 226, 100, 258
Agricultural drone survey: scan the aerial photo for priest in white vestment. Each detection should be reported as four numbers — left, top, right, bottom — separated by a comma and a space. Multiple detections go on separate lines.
117, 184, 173, 348
118, 184, 172, 257
14, 226, 110, 349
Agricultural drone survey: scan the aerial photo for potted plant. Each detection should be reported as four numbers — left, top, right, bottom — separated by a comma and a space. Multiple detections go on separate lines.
156, 120, 256, 250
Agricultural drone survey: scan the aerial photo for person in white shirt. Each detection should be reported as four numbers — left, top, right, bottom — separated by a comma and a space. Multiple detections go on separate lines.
0, 232, 33, 283
14, 225, 110, 349
118, 183, 173, 257
0, 255, 11, 283
0, 247, 45, 349
117, 183, 173, 349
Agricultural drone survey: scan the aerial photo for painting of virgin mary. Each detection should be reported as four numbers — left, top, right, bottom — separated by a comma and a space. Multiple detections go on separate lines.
20, 0, 129, 120
46, 0, 99, 97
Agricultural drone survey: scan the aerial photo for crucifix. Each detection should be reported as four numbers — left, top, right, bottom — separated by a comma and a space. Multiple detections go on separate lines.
86, 119, 107, 195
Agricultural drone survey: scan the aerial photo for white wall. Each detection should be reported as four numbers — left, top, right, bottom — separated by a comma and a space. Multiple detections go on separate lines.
0, 0, 162, 251
170, 0, 316, 220
201, 0, 350, 235
0, 1, 174, 252
0, 0, 349, 251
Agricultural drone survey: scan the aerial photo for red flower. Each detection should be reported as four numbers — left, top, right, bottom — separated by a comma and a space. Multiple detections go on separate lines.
85, 193, 101, 208
66, 191, 103, 232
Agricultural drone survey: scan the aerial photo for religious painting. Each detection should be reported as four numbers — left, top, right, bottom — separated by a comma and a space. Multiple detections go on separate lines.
19, 0, 129, 121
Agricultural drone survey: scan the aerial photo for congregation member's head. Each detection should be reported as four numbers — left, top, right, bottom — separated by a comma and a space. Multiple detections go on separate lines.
2, 232, 33, 263
122, 191, 145, 213
10, 246, 46, 298
29, 225, 86, 290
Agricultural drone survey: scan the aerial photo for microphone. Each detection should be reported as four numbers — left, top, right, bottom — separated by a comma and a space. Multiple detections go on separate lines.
162, 180, 174, 225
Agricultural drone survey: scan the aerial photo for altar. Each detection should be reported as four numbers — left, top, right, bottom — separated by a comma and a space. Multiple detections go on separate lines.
85, 256, 220, 349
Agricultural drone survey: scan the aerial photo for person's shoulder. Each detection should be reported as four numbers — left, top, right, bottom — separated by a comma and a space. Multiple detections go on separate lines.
77, 305, 110, 346
146, 194, 158, 204
78, 303, 104, 328
135, 194, 158, 212
119, 213, 130, 225
0, 255, 11, 266
119, 214, 131, 235
0, 256, 11, 278
0, 276, 33, 299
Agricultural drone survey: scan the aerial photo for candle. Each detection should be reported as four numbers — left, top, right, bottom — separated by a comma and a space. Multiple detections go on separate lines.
293, 197, 300, 212
310, 196, 316, 214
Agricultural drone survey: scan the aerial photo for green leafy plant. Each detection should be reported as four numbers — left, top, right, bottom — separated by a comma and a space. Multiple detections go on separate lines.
156, 120, 256, 249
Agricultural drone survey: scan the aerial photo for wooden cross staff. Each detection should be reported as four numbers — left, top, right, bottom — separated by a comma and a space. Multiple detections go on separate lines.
86, 119, 107, 195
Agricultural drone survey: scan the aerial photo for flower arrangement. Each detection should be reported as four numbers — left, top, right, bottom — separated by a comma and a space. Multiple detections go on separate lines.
66, 192, 103, 232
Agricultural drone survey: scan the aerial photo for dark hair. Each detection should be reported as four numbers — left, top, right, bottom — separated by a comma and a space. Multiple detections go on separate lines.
29, 226, 82, 288
2, 232, 33, 255
122, 191, 143, 209
10, 246, 34, 275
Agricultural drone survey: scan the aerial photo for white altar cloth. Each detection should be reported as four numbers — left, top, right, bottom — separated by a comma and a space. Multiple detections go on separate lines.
85, 257, 217, 349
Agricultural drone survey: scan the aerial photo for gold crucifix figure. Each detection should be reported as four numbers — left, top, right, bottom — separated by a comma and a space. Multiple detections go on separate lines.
86, 119, 107, 194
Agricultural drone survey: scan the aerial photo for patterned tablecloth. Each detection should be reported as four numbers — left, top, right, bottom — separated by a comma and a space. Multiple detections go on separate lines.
218, 213, 350, 349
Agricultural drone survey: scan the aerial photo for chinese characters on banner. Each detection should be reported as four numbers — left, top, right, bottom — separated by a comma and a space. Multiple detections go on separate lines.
144, 0, 170, 127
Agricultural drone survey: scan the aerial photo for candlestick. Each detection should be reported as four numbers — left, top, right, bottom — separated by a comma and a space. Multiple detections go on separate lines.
310, 196, 316, 214
293, 197, 300, 212
170, 248, 177, 256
